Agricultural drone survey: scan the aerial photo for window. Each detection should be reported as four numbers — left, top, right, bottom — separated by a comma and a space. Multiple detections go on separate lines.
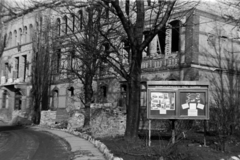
2, 90, 8, 109
68, 87, 74, 96
3, 34, 7, 48
56, 18, 61, 36
14, 30, 17, 46
15, 57, 20, 78
100, 85, 107, 98
143, 31, 150, 56
79, 10, 83, 30
52, 89, 59, 110
29, 24, 33, 41
24, 26, 27, 43
4, 63, 9, 80
15, 90, 22, 110
125, 0, 130, 16
56, 49, 61, 73
157, 25, 166, 54
63, 15, 68, 34
147, 0, 151, 6
8, 32, 12, 47
68, 49, 75, 70
71, 14, 75, 32
19, 28, 22, 45
170, 20, 180, 53
23, 55, 27, 82
119, 84, 127, 107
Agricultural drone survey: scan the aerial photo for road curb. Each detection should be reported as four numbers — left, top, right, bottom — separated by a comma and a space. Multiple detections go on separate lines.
36, 126, 123, 160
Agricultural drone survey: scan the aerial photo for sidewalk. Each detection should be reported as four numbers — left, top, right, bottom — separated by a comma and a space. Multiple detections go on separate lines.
34, 127, 106, 160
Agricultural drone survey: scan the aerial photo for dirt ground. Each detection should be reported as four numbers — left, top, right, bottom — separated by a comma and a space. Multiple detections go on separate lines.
99, 130, 240, 160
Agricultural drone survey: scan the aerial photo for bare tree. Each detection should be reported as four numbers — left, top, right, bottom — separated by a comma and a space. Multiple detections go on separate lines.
97, 0, 199, 139
199, 19, 240, 138
31, 14, 53, 124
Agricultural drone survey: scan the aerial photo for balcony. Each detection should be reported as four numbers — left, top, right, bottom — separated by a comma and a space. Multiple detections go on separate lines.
141, 55, 180, 72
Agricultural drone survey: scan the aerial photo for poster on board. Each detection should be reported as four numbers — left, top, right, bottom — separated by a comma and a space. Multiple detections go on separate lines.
150, 92, 175, 115
179, 92, 206, 117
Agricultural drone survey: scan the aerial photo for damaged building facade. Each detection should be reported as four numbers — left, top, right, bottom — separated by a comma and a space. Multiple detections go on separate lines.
0, 1, 240, 124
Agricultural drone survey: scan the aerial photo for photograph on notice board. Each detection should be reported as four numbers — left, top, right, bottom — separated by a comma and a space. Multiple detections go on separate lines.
150, 92, 175, 114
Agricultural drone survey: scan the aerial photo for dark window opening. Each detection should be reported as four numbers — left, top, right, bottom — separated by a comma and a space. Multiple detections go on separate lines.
103, 43, 110, 53
170, 20, 180, 53
72, 14, 75, 32
125, 0, 129, 16
3, 34, 7, 48
68, 87, 74, 96
23, 55, 27, 82
143, 31, 150, 56
63, 15, 68, 34
57, 49, 61, 73
4, 63, 9, 81
119, 84, 127, 108
2, 90, 7, 109
147, 0, 151, 6
79, 10, 83, 30
15, 90, 22, 110
100, 85, 107, 98
15, 57, 20, 78
157, 25, 166, 54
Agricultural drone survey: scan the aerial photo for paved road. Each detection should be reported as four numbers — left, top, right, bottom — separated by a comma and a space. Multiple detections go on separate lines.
0, 125, 71, 160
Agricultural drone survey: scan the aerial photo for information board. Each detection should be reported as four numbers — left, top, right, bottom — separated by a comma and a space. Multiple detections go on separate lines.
147, 81, 209, 120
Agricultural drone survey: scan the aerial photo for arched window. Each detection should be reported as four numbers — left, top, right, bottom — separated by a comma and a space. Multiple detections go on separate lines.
8, 32, 12, 47
24, 26, 28, 43
68, 87, 74, 96
52, 89, 59, 110
14, 30, 17, 46
19, 28, 22, 45
78, 10, 83, 30
63, 15, 68, 34
29, 24, 33, 41
56, 18, 61, 36
71, 14, 75, 32
169, 20, 180, 53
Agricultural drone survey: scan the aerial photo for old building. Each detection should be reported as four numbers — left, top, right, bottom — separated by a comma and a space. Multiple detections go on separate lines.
0, 0, 240, 124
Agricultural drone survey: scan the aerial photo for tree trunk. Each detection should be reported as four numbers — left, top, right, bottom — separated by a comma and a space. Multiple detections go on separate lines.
83, 74, 93, 127
125, 48, 142, 139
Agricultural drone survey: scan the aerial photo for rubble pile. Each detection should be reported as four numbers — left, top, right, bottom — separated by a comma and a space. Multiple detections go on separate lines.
40, 110, 57, 126
67, 111, 85, 131
90, 104, 126, 138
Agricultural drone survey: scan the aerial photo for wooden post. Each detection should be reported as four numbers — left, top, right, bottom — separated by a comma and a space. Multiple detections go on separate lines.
203, 120, 207, 146
149, 119, 151, 146
172, 120, 175, 144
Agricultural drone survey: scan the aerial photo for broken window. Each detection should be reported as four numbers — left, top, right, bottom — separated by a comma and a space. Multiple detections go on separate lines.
143, 31, 151, 56
157, 25, 166, 54
170, 20, 180, 53
68, 87, 74, 96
